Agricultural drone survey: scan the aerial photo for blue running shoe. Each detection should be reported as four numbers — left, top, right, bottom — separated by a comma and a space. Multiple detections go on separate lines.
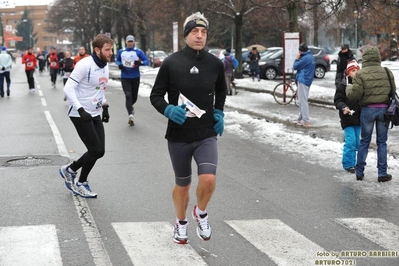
59, 165, 77, 192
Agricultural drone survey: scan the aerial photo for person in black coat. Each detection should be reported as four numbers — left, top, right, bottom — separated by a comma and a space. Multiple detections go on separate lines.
334, 59, 361, 173
335, 44, 354, 86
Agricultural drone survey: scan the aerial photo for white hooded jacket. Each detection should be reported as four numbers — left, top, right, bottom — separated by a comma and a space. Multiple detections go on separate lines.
0, 50, 12, 73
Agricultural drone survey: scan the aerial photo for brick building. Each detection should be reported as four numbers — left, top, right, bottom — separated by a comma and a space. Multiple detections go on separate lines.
0, 3, 72, 53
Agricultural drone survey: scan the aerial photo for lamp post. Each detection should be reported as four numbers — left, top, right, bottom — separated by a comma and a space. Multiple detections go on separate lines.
353, 11, 358, 48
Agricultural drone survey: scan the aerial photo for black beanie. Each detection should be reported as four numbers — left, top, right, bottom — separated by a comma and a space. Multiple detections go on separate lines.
183, 18, 208, 37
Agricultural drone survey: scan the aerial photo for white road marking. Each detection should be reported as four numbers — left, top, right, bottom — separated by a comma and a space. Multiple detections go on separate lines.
0, 224, 62, 266
44, 111, 68, 157
41, 97, 47, 106
336, 217, 399, 250
112, 222, 207, 266
44, 110, 112, 266
226, 219, 330, 266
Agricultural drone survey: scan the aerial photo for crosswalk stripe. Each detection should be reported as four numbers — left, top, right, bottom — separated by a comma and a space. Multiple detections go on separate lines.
0, 224, 62, 266
226, 219, 329, 266
112, 222, 207, 266
335, 218, 399, 250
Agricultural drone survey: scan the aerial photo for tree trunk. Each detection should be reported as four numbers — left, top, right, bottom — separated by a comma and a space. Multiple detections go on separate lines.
288, 0, 299, 32
234, 14, 244, 79
313, 5, 318, 46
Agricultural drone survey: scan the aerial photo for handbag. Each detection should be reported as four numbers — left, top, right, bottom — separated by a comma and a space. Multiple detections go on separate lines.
384, 67, 399, 128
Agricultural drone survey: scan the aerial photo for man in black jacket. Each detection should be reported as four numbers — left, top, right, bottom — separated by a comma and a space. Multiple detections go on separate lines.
335, 44, 354, 86
150, 12, 226, 244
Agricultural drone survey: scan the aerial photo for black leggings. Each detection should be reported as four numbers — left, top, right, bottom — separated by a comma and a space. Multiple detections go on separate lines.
121, 78, 140, 115
50, 68, 57, 84
69, 115, 105, 183
25, 70, 35, 89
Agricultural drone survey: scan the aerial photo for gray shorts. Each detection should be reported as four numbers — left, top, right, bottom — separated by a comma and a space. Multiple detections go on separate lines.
167, 136, 218, 186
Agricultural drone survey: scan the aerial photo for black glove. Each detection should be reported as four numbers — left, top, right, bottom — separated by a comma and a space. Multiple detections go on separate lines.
134, 60, 142, 66
1, 67, 5, 71
102, 104, 109, 123
78, 107, 92, 122
118, 64, 124, 70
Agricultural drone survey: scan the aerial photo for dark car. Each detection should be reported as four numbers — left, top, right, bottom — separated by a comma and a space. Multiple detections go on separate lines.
242, 47, 282, 75
259, 46, 330, 80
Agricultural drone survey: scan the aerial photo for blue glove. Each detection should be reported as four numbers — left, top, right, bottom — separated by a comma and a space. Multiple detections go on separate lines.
213, 109, 224, 136
164, 104, 187, 125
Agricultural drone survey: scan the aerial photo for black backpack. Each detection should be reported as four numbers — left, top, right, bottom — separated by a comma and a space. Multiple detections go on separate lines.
384, 67, 399, 128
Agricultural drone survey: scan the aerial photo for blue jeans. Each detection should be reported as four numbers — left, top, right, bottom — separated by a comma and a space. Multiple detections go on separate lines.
356, 107, 388, 177
342, 125, 361, 169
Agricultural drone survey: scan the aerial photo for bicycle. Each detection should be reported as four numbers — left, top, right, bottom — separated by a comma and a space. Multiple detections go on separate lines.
273, 73, 299, 106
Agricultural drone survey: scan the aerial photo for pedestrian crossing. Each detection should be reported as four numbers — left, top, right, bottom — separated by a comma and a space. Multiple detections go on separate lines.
0, 218, 398, 266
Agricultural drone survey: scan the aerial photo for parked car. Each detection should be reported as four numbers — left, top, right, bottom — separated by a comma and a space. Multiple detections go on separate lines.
328, 49, 340, 64
208, 48, 223, 57
148, 50, 168, 67
259, 46, 330, 80
242, 47, 282, 75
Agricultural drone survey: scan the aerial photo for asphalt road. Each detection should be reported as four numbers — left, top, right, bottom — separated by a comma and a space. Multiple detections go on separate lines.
0, 61, 398, 266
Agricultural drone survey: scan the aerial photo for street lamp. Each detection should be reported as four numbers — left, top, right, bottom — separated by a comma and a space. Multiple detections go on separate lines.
353, 11, 358, 48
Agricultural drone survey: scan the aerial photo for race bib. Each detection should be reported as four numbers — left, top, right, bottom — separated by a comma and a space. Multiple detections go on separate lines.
63, 72, 71, 79
123, 59, 133, 68
178, 93, 206, 118
27, 62, 33, 67
50, 62, 57, 67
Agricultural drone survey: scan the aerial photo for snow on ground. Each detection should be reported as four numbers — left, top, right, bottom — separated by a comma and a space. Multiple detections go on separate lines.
109, 61, 399, 199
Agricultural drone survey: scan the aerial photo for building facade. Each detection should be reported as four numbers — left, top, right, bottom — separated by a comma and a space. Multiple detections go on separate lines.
0, 4, 71, 53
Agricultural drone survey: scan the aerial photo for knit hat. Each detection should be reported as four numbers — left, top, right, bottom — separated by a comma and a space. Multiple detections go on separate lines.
1, 46, 6, 51
126, 35, 135, 42
298, 43, 308, 52
226, 47, 231, 53
183, 12, 209, 37
346, 60, 360, 76
341, 44, 349, 50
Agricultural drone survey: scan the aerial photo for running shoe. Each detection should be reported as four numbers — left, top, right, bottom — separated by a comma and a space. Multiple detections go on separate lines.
75, 181, 97, 198
59, 165, 76, 191
128, 114, 134, 126
192, 205, 212, 241
173, 220, 189, 244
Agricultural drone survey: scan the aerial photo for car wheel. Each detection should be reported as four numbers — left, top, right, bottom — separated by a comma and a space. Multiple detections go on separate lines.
264, 67, 277, 80
332, 60, 337, 64
314, 66, 325, 79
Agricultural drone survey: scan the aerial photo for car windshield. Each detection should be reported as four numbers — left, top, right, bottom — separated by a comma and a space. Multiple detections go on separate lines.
268, 50, 283, 59
154, 51, 167, 57
261, 49, 281, 59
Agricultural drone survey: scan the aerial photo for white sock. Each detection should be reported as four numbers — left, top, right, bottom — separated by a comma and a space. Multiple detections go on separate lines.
177, 218, 187, 225
196, 206, 207, 215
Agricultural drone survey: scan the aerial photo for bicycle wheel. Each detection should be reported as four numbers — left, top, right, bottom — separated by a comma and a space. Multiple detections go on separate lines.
273, 82, 295, 105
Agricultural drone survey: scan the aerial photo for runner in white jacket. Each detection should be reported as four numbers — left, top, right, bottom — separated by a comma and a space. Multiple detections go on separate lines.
59, 34, 113, 198
0, 46, 13, 97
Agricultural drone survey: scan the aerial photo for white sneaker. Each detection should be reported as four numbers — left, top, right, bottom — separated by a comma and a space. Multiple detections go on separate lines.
173, 220, 189, 244
128, 114, 134, 126
74, 181, 97, 198
192, 205, 212, 241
